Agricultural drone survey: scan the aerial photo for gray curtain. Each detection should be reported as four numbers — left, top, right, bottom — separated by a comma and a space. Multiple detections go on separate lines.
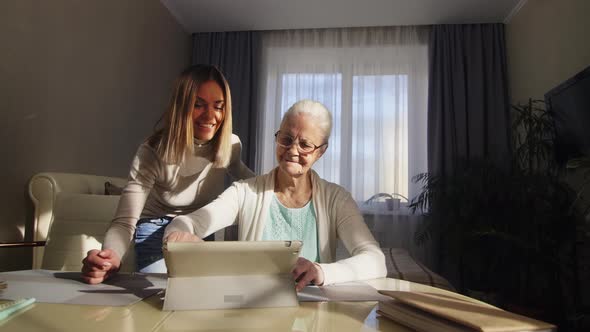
428, 24, 511, 175
192, 32, 260, 170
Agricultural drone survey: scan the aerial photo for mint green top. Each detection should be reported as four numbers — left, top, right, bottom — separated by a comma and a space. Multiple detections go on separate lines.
262, 194, 319, 262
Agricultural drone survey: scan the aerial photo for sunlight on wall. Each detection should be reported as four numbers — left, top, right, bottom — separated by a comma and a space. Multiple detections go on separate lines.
17, 225, 25, 238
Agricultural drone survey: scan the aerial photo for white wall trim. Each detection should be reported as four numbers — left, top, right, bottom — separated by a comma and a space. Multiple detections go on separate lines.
504, 0, 528, 24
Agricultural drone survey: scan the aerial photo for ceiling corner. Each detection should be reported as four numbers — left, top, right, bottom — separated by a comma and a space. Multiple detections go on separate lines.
504, 0, 528, 24
160, 0, 191, 33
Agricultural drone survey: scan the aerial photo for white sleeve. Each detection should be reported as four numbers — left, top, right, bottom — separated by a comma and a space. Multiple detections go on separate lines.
318, 190, 387, 285
165, 183, 242, 239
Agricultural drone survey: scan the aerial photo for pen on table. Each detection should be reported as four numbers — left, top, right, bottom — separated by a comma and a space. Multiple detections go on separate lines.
0, 298, 36, 321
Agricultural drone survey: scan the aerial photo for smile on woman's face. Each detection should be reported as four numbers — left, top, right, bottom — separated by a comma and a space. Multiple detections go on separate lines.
276, 113, 325, 178
192, 80, 225, 141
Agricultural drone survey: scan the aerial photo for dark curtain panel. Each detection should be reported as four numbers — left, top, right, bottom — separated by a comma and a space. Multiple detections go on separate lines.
192, 32, 260, 170
428, 24, 511, 175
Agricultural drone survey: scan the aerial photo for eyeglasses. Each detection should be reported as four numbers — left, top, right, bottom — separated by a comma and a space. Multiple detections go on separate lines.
274, 131, 327, 154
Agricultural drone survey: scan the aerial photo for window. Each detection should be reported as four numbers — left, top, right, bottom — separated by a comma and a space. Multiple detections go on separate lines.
256, 27, 429, 203
351, 74, 409, 201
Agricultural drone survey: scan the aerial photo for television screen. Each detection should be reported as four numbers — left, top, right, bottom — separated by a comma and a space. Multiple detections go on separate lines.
545, 65, 590, 164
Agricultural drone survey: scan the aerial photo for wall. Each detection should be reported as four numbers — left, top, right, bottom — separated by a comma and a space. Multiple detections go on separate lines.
507, 0, 590, 311
506, 0, 590, 103
0, 0, 191, 270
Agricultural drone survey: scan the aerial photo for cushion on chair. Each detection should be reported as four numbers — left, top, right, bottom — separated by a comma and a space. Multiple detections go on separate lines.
104, 181, 124, 195
335, 241, 454, 291
382, 247, 455, 291
41, 193, 129, 271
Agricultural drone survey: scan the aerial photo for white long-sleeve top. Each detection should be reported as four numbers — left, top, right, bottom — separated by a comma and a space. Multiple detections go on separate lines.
165, 168, 387, 285
103, 134, 254, 259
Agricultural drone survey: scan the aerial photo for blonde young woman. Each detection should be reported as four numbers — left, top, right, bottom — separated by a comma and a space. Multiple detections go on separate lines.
165, 99, 386, 290
82, 65, 254, 284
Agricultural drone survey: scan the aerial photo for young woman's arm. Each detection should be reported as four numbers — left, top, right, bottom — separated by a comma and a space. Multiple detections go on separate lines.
103, 144, 160, 259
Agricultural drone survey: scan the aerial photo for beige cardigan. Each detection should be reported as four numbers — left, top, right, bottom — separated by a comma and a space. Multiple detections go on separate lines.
165, 168, 386, 285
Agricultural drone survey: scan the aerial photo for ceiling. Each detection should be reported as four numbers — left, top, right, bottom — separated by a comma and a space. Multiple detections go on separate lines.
160, 0, 526, 33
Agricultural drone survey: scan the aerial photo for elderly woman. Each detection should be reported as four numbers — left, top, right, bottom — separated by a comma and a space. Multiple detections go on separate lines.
164, 99, 386, 290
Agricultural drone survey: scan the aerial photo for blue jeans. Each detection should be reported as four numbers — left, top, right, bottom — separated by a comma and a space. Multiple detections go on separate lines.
134, 217, 172, 273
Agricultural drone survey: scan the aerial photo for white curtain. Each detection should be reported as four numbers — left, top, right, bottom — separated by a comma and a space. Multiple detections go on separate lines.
255, 26, 430, 204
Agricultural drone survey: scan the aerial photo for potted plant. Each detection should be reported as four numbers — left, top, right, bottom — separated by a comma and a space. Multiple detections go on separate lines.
409, 99, 579, 325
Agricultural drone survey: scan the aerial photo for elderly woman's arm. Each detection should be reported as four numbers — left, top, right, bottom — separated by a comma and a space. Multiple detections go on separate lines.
320, 191, 387, 285
164, 184, 241, 241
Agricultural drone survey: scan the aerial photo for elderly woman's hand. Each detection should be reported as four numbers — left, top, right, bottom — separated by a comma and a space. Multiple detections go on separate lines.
292, 257, 325, 291
165, 231, 203, 243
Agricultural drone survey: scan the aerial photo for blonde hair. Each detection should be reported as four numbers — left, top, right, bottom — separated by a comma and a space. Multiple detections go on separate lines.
149, 65, 233, 168
282, 99, 332, 143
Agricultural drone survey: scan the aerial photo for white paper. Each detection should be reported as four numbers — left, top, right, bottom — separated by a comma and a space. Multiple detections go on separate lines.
0, 270, 389, 306
298, 282, 390, 302
0, 269, 166, 306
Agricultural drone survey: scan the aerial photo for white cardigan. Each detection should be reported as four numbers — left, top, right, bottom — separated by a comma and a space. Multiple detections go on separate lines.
165, 168, 386, 285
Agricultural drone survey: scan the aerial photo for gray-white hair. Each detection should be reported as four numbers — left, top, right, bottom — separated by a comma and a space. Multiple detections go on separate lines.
281, 99, 333, 143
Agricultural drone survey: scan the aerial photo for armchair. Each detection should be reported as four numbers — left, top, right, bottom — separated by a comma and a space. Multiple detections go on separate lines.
28, 172, 135, 272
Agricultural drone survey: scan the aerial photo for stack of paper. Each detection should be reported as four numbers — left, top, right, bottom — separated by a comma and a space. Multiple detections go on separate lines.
377, 290, 556, 332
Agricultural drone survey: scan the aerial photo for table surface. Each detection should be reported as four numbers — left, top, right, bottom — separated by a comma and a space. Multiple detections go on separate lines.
0, 277, 473, 332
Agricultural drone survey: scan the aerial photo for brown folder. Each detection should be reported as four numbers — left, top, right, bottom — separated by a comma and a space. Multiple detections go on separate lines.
377, 290, 556, 332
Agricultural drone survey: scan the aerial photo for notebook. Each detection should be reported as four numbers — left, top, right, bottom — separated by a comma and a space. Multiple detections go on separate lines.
162, 240, 302, 310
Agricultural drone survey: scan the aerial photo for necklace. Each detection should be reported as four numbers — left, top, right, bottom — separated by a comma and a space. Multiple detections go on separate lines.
194, 138, 211, 147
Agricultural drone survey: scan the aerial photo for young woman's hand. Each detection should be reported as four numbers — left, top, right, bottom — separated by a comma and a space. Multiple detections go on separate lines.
165, 231, 203, 243
291, 257, 325, 291
81, 249, 121, 284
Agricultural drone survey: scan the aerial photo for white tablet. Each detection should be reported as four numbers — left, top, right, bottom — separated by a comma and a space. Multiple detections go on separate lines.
162, 240, 302, 310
